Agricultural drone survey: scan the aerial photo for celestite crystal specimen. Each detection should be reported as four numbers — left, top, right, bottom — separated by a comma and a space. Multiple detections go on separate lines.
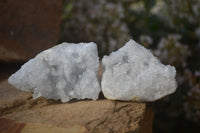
101, 39, 177, 101
8, 42, 100, 102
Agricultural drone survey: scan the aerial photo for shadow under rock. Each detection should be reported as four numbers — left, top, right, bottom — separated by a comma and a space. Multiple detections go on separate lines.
0, 62, 24, 81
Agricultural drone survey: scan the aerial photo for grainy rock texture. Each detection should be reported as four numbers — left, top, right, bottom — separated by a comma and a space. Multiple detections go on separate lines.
0, 80, 59, 116
0, 0, 63, 62
0, 100, 153, 133
0, 74, 153, 133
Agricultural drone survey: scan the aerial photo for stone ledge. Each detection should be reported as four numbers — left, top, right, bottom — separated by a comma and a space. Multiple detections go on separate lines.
0, 78, 153, 133
1, 100, 153, 133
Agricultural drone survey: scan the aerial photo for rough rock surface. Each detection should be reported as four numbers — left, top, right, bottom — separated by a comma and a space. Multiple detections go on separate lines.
102, 39, 177, 101
1, 70, 153, 133
0, 100, 153, 133
0, 80, 59, 116
8, 42, 100, 102
0, 0, 63, 62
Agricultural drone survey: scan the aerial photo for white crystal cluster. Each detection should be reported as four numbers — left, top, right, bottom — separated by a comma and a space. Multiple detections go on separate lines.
8, 42, 100, 102
8, 39, 177, 102
101, 39, 177, 101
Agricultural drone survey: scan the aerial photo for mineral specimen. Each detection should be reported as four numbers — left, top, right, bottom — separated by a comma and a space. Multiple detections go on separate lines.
8, 42, 100, 102
101, 39, 177, 101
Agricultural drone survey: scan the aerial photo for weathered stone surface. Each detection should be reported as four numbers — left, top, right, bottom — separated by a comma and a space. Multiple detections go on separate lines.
0, 80, 59, 116
102, 39, 177, 102
0, 79, 30, 107
0, 100, 153, 133
0, 118, 88, 133
0, 74, 153, 133
0, 0, 63, 62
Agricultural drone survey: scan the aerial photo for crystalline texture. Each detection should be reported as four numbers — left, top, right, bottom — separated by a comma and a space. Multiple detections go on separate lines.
101, 39, 177, 101
8, 42, 100, 102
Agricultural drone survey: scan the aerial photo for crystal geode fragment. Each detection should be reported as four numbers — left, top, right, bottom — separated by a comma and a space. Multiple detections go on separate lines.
8, 42, 100, 102
101, 39, 177, 101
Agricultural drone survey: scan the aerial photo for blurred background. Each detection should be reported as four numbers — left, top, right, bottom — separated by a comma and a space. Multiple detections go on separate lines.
0, 0, 200, 132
